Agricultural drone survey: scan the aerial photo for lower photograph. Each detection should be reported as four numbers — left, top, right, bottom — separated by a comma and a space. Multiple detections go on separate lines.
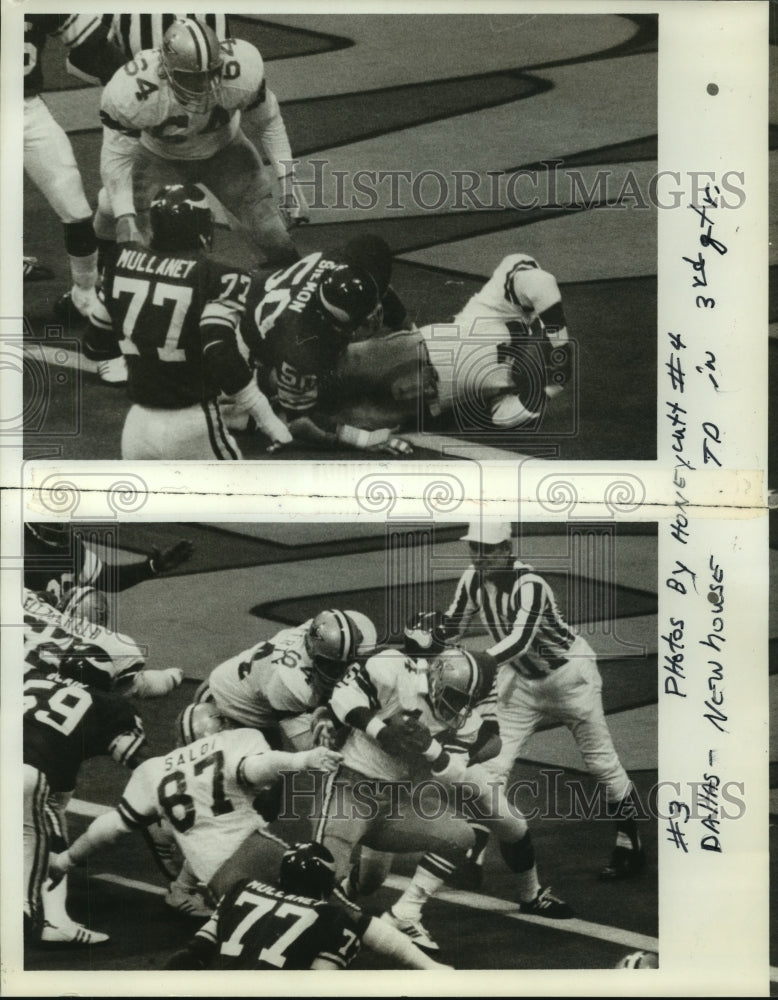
20, 519, 658, 973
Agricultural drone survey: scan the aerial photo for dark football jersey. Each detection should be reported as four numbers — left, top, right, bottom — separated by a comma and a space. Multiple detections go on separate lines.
24, 14, 103, 97
102, 244, 251, 408
242, 253, 351, 415
23, 671, 145, 792
197, 878, 369, 970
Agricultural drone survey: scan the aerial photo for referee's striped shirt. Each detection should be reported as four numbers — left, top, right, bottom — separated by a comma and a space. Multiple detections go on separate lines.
102, 13, 230, 57
444, 561, 586, 680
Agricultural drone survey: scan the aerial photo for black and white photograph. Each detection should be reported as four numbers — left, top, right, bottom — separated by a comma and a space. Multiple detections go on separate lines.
20, 9, 658, 463
17, 519, 658, 972
0, 0, 770, 995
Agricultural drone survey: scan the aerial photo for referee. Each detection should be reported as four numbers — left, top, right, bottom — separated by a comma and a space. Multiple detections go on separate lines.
438, 521, 645, 884
100, 13, 231, 56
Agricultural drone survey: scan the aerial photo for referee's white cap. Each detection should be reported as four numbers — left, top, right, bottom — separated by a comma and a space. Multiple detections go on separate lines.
460, 521, 513, 545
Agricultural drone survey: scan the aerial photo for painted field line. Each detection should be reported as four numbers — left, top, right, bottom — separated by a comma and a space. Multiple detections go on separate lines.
70, 798, 656, 954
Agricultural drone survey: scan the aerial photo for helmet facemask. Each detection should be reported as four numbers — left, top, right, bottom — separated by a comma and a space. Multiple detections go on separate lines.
428, 648, 480, 730
160, 19, 224, 115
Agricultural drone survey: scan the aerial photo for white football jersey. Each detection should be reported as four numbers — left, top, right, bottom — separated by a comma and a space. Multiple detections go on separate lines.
329, 648, 481, 782
118, 727, 270, 884
23, 587, 145, 684
100, 38, 266, 161
454, 253, 563, 334
206, 622, 318, 729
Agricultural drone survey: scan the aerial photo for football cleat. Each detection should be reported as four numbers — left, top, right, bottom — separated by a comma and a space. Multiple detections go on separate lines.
97, 357, 128, 385
40, 920, 109, 945
518, 886, 574, 919
380, 909, 440, 952
599, 846, 646, 881
164, 884, 214, 919
23, 256, 55, 282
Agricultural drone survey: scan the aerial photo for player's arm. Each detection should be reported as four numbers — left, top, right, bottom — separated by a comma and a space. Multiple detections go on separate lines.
99, 76, 142, 241
60, 16, 126, 86
238, 745, 342, 789
201, 278, 292, 450
511, 265, 571, 398
76, 531, 193, 593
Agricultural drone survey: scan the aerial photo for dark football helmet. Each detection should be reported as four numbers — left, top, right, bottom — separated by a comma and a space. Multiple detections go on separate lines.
149, 184, 214, 253
58, 640, 115, 691
279, 842, 337, 900
160, 18, 223, 113
317, 265, 380, 336
427, 647, 481, 730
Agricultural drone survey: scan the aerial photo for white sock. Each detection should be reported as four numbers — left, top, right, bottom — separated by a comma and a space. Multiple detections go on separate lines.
43, 867, 73, 926
69, 251, 98, 292
391, 867, 443, 923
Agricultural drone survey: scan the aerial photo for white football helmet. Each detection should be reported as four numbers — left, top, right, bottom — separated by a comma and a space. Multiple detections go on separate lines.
160, 18, 223, 113
305, 609, 376, 691
427, 647, 480, 730
177, 701, 227, 745
58, 585, 111, 630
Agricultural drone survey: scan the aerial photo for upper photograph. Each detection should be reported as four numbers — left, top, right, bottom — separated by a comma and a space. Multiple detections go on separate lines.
22, 12, 657, 462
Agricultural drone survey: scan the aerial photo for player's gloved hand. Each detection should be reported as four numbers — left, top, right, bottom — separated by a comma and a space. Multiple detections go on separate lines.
310, 706, 337, 748
489, 392, 540, 429
303, 746, 343, 771
279, 182, 311, 227
132, 667, 184, 698
116, 213, 143, 245
404, 610, 447, 656
367, 436, 413, 456
149, 539, 193, 574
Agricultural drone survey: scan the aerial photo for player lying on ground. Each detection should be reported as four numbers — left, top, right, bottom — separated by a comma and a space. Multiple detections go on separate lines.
332, 252, 573, 436
164, 841, 452, 971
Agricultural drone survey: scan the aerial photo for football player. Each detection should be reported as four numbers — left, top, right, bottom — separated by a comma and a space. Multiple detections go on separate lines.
24, 15, 126, 317
164, 841, 451, 971
24, 521, 193, 607
95, 18, 306, 269
24, 661, 147, 945
23, 585, 183, 699
238, 249, 412, 454
87, 182, 291, 456
333, 252, 572, 433
427, 521, 646, 882
318, 646, 571, 953
49, 705, 342, 914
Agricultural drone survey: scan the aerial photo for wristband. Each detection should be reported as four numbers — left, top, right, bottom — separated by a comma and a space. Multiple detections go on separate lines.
422, 738, 443, 762
366, 717, 387, 741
